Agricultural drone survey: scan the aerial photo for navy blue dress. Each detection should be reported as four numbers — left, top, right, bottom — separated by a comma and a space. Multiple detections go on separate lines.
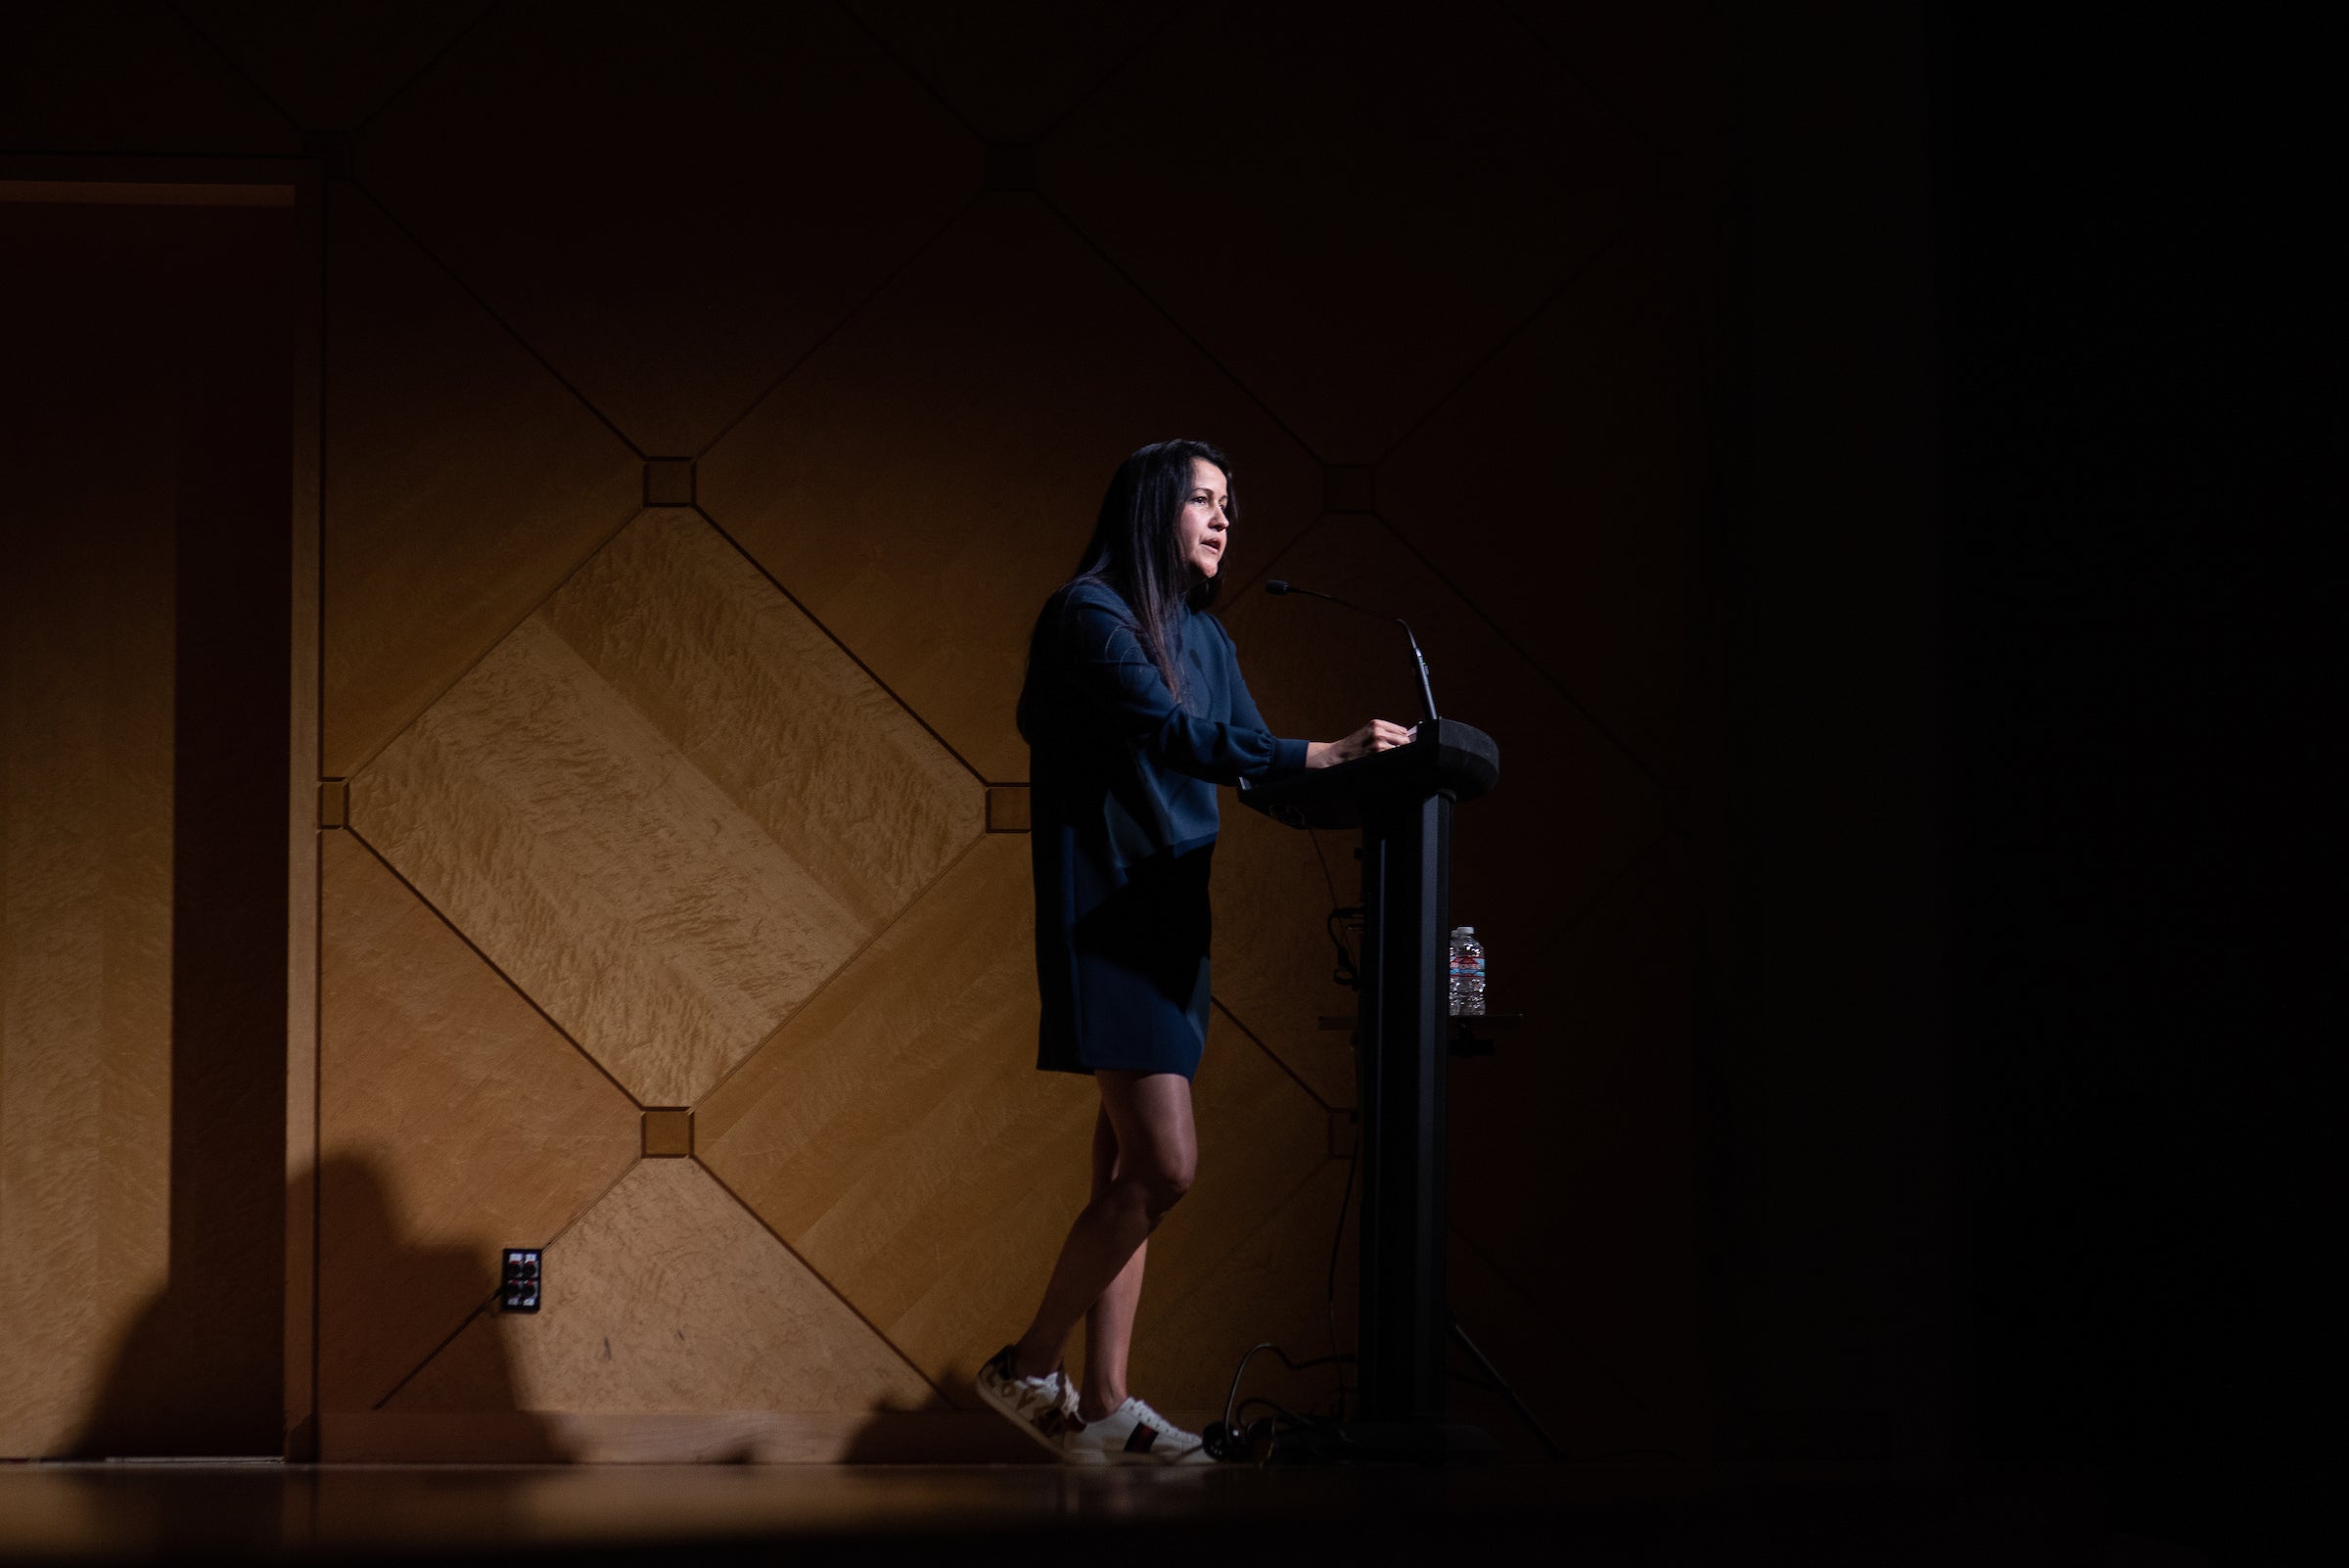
1021, 579, 1309, 1079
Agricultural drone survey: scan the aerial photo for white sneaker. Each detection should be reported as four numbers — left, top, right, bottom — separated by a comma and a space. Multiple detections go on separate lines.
1064, 1396, 1211, 1465
975, 1344, 1082, 1457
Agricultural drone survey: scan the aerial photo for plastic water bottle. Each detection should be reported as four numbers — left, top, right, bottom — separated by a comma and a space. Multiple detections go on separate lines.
1448, 926, 1486, 1017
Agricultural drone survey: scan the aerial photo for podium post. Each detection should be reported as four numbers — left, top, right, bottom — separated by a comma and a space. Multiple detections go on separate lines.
1237, 719, 1498, 1459
1356, 790, 1451, 1424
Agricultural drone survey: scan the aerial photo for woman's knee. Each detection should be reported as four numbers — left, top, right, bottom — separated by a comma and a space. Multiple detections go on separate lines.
1094, 1069, 1197, 1216
1133, 1153, 1195, 1217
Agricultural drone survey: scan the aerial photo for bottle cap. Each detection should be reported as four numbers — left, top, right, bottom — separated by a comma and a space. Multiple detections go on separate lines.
1451, 926, 1473, 936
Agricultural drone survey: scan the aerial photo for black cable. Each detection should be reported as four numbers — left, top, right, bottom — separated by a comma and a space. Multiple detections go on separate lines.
1306, 827, 1344, 909
1325, 1136, 1359, 1419
1219, 1342, 1355, 1439
1235, 1396, 1303, 1425
1305, 825, 1365, 1419
1309, 830, 1360, 988
1322, 907, 1360, 988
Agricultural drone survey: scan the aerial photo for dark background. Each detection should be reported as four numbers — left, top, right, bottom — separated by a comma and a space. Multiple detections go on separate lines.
1921, 4, 2327, 1549
1716, 1, 2328, 1550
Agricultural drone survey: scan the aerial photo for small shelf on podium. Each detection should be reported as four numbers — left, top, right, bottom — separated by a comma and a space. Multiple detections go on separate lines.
1447, 1013, 1520, 1057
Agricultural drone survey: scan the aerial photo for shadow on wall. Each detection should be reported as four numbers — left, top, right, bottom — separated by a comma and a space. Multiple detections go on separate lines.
74, 1157, 565, 1463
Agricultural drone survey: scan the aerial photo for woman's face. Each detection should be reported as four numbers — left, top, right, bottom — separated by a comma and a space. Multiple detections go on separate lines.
1177, 458, 1232, 583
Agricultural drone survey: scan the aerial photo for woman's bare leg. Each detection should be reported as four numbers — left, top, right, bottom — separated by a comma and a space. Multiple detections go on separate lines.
1080, 1105, 1147, 1418
1010, 1070, 1195, 1387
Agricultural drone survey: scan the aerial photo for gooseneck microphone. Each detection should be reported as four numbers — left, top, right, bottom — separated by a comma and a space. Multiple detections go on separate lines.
1264, 580, 1439, 723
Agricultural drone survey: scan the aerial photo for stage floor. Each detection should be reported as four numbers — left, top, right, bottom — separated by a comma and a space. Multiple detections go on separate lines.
0, 1459, 2191, 1566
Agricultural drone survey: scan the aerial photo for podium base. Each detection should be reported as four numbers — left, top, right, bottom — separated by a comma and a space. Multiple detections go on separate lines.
1265, 1419, 1497, 1465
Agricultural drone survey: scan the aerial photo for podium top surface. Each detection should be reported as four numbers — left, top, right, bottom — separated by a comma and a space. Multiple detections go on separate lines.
1237, 718, 1498, 830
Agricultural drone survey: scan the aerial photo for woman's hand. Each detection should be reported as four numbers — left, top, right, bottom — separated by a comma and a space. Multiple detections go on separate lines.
1305, 719, 1416, 769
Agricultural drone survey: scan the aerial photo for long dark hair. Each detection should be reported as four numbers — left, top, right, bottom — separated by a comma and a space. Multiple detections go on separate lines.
1019, 439, 1233, 739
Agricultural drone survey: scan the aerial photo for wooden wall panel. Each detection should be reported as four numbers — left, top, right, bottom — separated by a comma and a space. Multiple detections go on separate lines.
3, 199, 293, 1458
0, 362, 176, 1456
180, 2, 486, 134
1111, 1032, 1343, 1414
1128, 1161, 1359, 1420
357, 0, 973, 456
322, 184, 641, 777
700, 835, 1334, 1411
1045, 1, 1649, 463
697, 835, 1095, 1405
848, 2, 1181, 143
1380, 196, 1728, 784
350, 512, 978, 1106
1506, 1, 1732, 155
696, 194, 1322, 784
536, 511, 980, 929
387, 1161, 941, 1414
12, 0, 1730, 1464
1208, 803, 1360, 1108
316, 832, 639, 1411
351, 614, 857, 1107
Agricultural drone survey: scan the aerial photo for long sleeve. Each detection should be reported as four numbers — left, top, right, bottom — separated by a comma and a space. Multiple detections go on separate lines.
1055, 586, 1308, 785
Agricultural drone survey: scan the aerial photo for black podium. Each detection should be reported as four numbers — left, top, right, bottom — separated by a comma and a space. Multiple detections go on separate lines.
1238, 718, 1499, 1459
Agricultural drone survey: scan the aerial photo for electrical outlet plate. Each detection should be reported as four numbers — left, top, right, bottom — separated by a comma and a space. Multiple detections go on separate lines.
500, 1248, 541, 1313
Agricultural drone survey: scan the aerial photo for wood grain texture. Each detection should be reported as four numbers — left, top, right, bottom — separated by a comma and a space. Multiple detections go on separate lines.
1215, 513, 1666, 1105
317, 831, 640, 1412
696, 835, 1095, 1405
0, 374, 176, 1453
537, 512, 978, 932
1125, 1160, 1358, 1417
351, 511, 978, 1106
699, 836, 1333, 1408
1095, 1017, 1337, 1412
321, 183, 641, 777
696, 194, 1323, 783
286, 163, 326, 1458
387, 1160, 942, 1414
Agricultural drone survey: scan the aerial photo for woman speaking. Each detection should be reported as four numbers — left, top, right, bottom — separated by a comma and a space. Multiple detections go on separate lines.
975, 439, 1411, 1463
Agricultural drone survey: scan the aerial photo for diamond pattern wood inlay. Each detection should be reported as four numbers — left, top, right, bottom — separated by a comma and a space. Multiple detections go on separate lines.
357, 0, 974, 455
317, 833, 639, 1412
3, 0, 1732, 1460
698, 195, 1321, 783
350, 512, 979, 1106
388, 1160, 943, 1414
698, 835, 1332, 1406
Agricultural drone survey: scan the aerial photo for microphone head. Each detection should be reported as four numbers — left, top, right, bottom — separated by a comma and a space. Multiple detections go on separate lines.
1264, 579, 1291, 595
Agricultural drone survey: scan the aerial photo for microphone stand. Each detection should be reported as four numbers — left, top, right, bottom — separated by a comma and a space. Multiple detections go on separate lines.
1264, 581, 1439, 724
